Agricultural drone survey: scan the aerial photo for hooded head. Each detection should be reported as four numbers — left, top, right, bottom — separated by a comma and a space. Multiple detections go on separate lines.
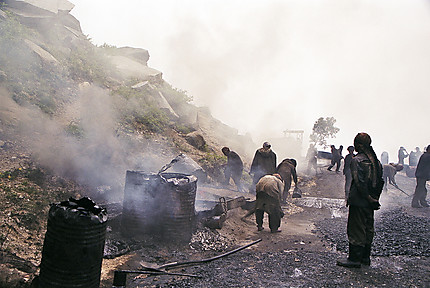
263, 142, 271, 150
354, 133, 371, 153
221, 147, 230, 156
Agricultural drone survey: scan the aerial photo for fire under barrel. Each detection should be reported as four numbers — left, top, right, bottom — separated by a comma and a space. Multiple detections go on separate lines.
38, 197, 107, 288
121, 171, 197, 243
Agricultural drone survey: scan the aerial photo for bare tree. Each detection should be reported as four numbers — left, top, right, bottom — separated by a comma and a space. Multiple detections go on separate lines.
309, 117, 340, 149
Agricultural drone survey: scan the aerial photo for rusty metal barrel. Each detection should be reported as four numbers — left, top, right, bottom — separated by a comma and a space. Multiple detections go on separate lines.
121, 171, 163, 236
121, 171, 197, 243
159, 172, 198, 243
38, 197, 107, 288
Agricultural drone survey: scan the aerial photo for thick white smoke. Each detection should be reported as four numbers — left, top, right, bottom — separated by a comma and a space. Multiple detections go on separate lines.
71, 0, 430, 159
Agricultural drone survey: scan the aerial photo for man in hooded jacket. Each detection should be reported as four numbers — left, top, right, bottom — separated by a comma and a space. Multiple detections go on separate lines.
250, 142, 277, 192
337, 133, 384, 268
412, 145, 430, 208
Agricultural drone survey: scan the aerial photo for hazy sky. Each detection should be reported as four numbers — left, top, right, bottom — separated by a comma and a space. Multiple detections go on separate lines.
70, 0, 430, 158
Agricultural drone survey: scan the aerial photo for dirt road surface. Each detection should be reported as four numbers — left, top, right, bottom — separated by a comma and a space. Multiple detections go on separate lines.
101, 169, 430, 288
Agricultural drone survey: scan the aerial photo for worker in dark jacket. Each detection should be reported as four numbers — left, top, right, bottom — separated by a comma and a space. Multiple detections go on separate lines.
222, 147, 246, 193
255, 173, 284, 233
382, 163, 403, 191
412, 145, 430, 208
327, 145, 343, 172
337, 133, 383, 268
276, 158, 298, 203
343, 146, 355, 200
398, 146, 409, 165
250, 142, 277, 192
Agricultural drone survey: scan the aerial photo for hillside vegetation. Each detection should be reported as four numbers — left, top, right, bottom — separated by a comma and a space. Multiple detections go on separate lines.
0, 2, 253, 286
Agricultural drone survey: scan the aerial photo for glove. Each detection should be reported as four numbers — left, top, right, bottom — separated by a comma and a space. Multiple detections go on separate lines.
367, 195, 381, 210
371, 201, 381, 210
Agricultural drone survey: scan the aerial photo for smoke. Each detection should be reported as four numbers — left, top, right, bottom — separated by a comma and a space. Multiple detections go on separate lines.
8, 84, 173, 202
71, 0, 430, 160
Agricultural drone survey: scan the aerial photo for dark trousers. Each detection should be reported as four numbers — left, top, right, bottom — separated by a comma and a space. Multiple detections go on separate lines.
413, 177, 428, 204
224, 167, 244, 192
255, 208, 281, 232
347, 205, 374, 247
328, 159, 341, 171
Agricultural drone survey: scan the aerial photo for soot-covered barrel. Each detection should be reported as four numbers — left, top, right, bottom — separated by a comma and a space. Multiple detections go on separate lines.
121, 172, 162, 236
121, 171, 197, 243
159, 172, 197, 243
38, 197, 107, 288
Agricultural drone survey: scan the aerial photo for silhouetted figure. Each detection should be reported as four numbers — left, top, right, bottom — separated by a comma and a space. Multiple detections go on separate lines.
276, 158, 298, 203
409, 147, 422, 167
327, 145, 342, 172
222, 147, 246, 193
398, 146, 409, 165
412, 145, 430, 208
250, 142, 277, 192
380, 151, 389, 166
255, 173, 284, 233
343, 146, 355, 200
306, 144, 318, 175
382, 163, 403, 191
416, 147, 423, 162
337, 133, 383, 268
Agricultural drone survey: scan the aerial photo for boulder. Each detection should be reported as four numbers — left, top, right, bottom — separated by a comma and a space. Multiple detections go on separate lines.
0, 9, 6, 20
185, 131, 207, 151
0, 71, 6, 82
5, 0, 74, 14
108, 55, 162, 81
23, 39, 59, 65
116, 47, 150, 66
166, 153, 207, 182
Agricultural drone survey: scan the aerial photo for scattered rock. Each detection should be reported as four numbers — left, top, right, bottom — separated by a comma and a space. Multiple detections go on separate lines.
185, 131, 206, 151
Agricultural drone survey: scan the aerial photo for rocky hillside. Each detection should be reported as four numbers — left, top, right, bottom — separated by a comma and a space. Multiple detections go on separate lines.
0, 0, 256, 193
0, 1, 256, 285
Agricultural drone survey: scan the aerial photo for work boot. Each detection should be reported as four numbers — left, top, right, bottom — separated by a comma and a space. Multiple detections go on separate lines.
411, 201, 422, 208
419, 200, 429, 207
257, 225, 264, 231
361, 244, 371, 266
337, 244, 362, 268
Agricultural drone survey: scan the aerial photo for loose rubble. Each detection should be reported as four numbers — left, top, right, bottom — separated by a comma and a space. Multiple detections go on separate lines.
315, 207, 430, 257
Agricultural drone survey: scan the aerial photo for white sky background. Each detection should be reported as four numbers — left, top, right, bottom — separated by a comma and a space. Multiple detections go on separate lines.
70, 0, 430, 159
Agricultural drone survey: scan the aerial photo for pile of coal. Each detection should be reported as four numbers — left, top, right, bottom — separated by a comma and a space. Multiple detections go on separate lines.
315, 207, 430, 257
103, 239, 130, 259
189, 227, 234, 252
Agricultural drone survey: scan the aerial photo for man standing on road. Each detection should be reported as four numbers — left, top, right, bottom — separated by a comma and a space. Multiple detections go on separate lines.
398, 146, 409, 165
255, 173, 284, 233
327, 145, 343, 172
222, 147, 246, 193
306, 144, 318, 175
337, 133, 384, 268
250, 142, 277, 192
343, 146, 355, 201
412, 145, 430, 208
